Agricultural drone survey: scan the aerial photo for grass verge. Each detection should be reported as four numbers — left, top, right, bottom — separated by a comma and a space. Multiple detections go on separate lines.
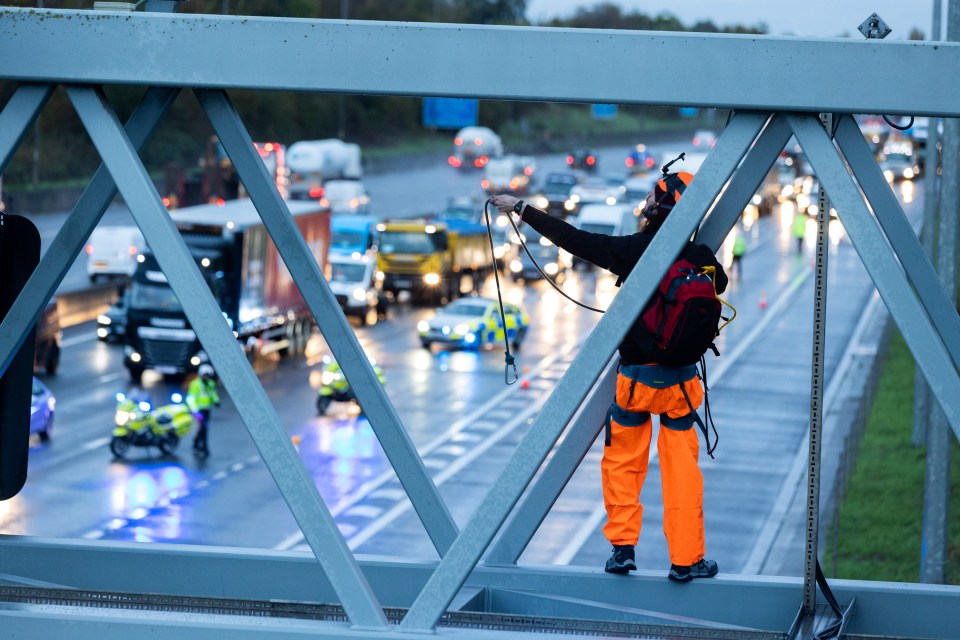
829, 331, 960, 584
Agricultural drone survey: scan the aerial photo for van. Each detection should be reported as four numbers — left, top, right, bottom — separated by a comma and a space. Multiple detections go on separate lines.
330, 214, 378, 259
85, 225, 145, 283
575, 204, 636, 237
322, 179, 369, 214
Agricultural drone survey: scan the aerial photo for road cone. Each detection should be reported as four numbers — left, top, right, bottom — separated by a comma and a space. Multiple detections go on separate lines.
759, 291, 768, 310
291, 434, 302, 447
520, 365, 531, 390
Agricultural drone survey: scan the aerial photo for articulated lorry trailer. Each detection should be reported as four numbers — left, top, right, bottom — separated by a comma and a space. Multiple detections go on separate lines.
123, 199, 330, 383
375, 218, 490, 304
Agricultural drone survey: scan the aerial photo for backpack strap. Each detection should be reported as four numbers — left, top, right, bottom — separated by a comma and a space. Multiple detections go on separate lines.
604, 403, 651, 446
677, 365, 718, 459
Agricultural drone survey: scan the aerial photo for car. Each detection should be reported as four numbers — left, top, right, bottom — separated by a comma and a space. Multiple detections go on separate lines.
880, 141, 921, 183
327, 253, 389, 326
625, 144, 656, 174
692, 129, 717, 149
566, 148, 597, 172
569, 175, 625, 209
97, 291, 129, 342
417, 296, 529, 351
438, 195, 483, 224
30, 376, 55, 442
508, 228, 571, 282
320, 179, 370, 214
532, 172, 581, 217
449, 126, 503, 169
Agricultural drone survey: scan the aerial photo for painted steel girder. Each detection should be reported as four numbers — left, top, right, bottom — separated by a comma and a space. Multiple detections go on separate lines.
1, 8, 960, 116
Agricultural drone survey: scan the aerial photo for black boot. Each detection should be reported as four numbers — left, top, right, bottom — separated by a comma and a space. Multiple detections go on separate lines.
668, 558, 718, 582
604, 545, 637, 574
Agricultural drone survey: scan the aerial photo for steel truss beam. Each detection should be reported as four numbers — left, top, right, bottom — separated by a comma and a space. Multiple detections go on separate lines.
64, 85, 388, 629
197, 89, 459, 556
1, 8, 960, 116
788, 115, 960, 439
0, 83, 52, 171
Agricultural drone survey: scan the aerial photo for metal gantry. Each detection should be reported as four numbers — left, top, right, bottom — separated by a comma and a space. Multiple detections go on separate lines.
0, 6, 959, 638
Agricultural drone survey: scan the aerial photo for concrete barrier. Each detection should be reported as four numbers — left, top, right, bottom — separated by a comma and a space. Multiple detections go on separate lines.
56, 282, 121, 328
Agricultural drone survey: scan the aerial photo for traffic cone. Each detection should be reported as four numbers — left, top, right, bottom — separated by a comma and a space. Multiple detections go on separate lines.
759, 291, 768, 310
520, 365, 531, 390
291, 434, 302, 447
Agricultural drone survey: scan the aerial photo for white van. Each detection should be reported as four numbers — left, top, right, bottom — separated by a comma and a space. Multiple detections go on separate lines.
575, 204, 637, 237
85, 225, 146, 282
322, 179, 370, 214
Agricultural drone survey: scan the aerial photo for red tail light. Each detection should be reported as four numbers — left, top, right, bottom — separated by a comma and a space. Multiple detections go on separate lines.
523, 166, 533, 176
128, 245, 138, 255
85, 244, 94, 255
162, 196, 171, 207
216, 198, 226, 206
481, 179, 490, 189
645, 157, 655, 168
586, 156, 595, 165
566, 155, 574, 165
309, 187, 324, 198
625, 158, 635, 168
454, 137, 463, 146
448, 156, 461, 167
693, 137, 701, 145
474, 137, 483, 146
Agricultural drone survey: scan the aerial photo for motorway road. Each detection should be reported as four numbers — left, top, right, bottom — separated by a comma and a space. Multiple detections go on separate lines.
6, 140, 922, 580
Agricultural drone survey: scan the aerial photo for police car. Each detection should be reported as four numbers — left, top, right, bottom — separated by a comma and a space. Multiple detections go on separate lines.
417, 297, 529, 351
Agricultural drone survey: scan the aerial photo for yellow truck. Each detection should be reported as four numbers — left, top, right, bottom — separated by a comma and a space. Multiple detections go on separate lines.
376, 219, 490, 304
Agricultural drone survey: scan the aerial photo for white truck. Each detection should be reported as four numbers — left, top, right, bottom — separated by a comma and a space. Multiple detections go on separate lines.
85, 225, 146, 282
481, 154, 537, 195
572, 204, 637, 270
287, 139, 363, 201
448, 126, 503, 169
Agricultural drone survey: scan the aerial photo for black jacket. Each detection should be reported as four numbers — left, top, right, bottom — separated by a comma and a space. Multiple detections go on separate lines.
520, 204, 728, 365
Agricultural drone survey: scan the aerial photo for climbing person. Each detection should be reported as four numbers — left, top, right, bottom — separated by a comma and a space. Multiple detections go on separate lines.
491, 167, 727, 583
187, 364, 220, 457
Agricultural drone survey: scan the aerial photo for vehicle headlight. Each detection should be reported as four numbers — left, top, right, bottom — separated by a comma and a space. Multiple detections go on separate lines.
510, 259, 523, 273
781, 185, 793, 197
539, 236, 553, 246
190, 356, 202, 366
883, 169, 894, 183
441, 325, 451, 336
535, 196, 549, 209
321, 371, 336, 385
352, 287, 367, 301
544, 262, 559, 275
98, 314, 112, 325
115, 411, 131, 426
564, 200, 576, 211
424, 273, 441, 286
751, 194, 762, 205
807, 204, 818, 216
417, 320, 430, 332
375, 271, 385, 281
605, 196, 617, 206
464, 333, 476, 344
903, 168, 914, 179
47, 397, 55, 411
453, 323, 470, 336
97, 328, 109, 338
494, 245, 507, 259
570, 194, 580, 204
130, 352, 142, 363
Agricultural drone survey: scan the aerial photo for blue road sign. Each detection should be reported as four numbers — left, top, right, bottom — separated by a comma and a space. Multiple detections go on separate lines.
591, 103, 617, 120
679, 107, 699, 118
422, 98, 479, 130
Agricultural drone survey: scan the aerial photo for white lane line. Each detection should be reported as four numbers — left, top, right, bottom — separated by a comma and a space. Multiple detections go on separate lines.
369, 488, 407, 501
80, 436, 111, 452
741, 290, 884, 574
554, 263, 815, 566
345, 394, 549, 551
211, 471, 228, 481
61, 333, 97, 348
344, 505, 383, 519
97, 372, 127, 384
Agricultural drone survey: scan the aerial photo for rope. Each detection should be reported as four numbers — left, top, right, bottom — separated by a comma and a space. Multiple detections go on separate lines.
482, 199, 518, 385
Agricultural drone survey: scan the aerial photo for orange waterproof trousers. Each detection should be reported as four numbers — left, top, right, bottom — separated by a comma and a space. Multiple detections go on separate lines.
601, 367, 705, 566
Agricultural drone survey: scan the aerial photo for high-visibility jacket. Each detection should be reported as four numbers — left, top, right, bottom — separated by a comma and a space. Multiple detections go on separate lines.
187, 376, 219, 413
792, 214, 808, 239
732, 235, 747, 257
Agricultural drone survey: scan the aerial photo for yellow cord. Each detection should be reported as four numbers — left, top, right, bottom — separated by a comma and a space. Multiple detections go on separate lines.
702, 265, 737, 333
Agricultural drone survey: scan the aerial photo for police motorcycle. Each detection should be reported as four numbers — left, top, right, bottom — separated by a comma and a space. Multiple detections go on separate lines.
315, 355, 386, 416
111, 390, 198, 458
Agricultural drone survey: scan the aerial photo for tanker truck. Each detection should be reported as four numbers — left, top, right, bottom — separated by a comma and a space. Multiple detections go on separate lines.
122, 198, 331, 383
287, 139, 363, 201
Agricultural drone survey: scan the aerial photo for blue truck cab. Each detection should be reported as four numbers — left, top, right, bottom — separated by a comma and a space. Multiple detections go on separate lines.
330, 214, 378, 259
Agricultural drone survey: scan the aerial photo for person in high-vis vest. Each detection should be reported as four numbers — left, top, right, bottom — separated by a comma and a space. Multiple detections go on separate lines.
491, 171, 727, 582
187, 364, 220, 457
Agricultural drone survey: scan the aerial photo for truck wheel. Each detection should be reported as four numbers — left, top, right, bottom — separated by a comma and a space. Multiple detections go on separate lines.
110, 436, 130, 459
45, 344, 60, 376
128, 366, 144, 384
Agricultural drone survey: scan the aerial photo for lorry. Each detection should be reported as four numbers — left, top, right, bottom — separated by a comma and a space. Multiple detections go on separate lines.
85, 225, 146, 283
286, 139, 363, 201
448, 126, 503, 170
327, 253, 389, 326
481, 154, 537, 195
375, 218, 490, 304
122, 199, 330, 383
330, 214, 379, 259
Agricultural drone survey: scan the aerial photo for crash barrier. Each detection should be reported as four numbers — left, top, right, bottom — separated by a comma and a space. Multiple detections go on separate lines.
55, 281, 120, 328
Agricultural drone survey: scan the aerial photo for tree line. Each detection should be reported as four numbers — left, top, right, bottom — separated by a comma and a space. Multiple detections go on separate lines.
0, 1, 765, 186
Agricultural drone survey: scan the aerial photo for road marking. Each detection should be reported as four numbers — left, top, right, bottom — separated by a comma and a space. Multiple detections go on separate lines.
97, 372, 127, 384
81, 436, 111, 452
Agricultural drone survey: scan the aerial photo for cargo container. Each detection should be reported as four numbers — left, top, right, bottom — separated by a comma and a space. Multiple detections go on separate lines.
122, 199, 330, 382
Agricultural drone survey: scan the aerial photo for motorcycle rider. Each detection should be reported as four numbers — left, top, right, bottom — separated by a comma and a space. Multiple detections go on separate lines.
187, 364, 220, 457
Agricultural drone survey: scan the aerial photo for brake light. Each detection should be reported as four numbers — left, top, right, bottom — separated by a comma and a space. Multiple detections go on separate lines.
448, 156, 461, 168
320, 197, 330, 207
625, 157, 634, 167
454, 137, 463, 146
693, 137, 701, 145
129, 245, 138, 255
162, 196, 171, 207
474, 137, 483, 146
645, 157, 654, 168
523, 166, 533, 176
481, 179, 490, 189
566, 155, 574, 165
309, 187, 324, 198
85, 244, 94, 255
349, 197, 359, 208
586, 156, 595, 165
216, 198, 226, 206
475, 156, 488, 168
